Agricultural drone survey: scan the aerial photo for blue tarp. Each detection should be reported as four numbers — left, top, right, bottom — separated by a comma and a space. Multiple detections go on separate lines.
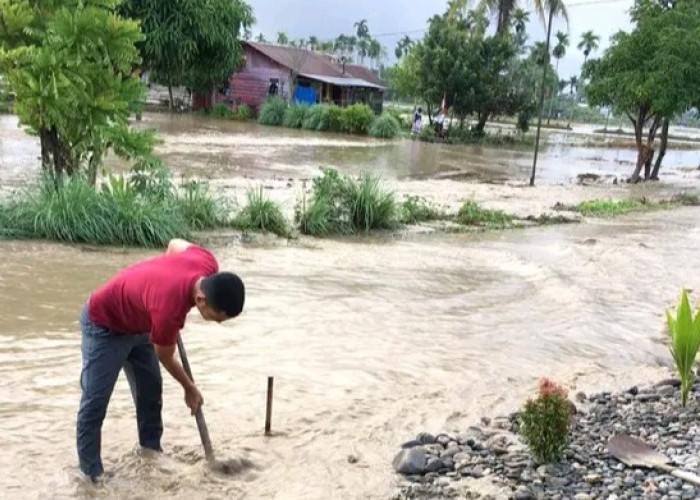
294, 85, 317, 106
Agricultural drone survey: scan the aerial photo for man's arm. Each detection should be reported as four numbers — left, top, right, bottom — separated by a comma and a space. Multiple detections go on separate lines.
166, 238, 194, 255
154, 343, 204, 414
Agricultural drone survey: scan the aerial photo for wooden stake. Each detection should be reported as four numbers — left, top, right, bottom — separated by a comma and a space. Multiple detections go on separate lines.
265, 376, 274, 436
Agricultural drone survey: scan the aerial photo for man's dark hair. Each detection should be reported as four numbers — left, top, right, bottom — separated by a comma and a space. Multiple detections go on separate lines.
201, 272, 245, 317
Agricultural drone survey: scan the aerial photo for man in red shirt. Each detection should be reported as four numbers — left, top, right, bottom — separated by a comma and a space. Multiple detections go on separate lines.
77, 238, 245, 482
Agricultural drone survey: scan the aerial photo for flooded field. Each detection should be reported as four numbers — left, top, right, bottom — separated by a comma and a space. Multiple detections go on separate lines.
1, 112, 700, 499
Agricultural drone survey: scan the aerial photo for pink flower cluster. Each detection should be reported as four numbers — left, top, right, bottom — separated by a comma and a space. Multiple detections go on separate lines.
538, 377, 568, 399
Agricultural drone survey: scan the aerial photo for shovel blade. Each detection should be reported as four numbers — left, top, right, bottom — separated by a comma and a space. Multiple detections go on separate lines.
608, 435, 670, 469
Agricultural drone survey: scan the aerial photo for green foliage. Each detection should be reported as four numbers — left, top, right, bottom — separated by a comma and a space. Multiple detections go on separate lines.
175, 179, 229, 230
399, 195, 443, 224
234, 186, 290, 237
383, 106, 410, 128
298, 168, 397, 236
519, 378, 572, 464
573, 199, 647, 217
369, 113, 401, 138
1, 0, 152, 181
666, 290, 700, 407
456, 201, 513, 228
283, 104, 308, 128
235, 103, 253, 121
211, 103, 236, 119
419, 125, 437, 141
318, 104, 344, 132
258, 97, 287, 126
341, 104, 375, 134
302, 105, 325, 130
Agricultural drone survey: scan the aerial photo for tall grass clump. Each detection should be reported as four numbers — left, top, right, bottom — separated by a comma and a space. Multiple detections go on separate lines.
318, 104, 343, 132
573, 198, 647, 217
235, 103, 253, 121
302, 105, 325, 131
174, 179, 230, 230
298, 167, 397, 236
369, 113, 401, 139
0, 175, 187, 247
210, 103, 235, 119
341, 104, 375, 134
234, 186, 290, 237
283, 104, 308, 129
456, 200, 513, 228
399, 195, 444, 224
258, 97, 287, 126
666, 289, 700, 407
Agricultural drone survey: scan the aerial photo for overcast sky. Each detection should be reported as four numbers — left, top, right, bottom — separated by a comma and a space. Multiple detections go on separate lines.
247, 0, 635, 81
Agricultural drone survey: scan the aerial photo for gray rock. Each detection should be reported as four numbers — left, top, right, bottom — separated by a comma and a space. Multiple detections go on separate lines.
657, 385, 675, 396
514, 490, 535, 500
416, 432, 436, 445
440, 447, 462, 460
636, 393, 661, 402
425, 457, 442, 473
471, 466, 485, 478
393, 448, 427, 475
585, 473, 603, 484
574, 494, 592, 500
667, 439, 686, 448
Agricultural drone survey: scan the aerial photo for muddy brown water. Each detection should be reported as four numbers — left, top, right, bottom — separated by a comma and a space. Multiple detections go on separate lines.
1, 113, 700, 499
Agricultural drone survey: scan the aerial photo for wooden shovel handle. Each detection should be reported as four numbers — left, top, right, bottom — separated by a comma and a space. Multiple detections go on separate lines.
672, 469, 700, 487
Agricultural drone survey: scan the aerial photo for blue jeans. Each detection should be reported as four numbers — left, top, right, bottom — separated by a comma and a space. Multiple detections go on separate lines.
76, 304, 163, 478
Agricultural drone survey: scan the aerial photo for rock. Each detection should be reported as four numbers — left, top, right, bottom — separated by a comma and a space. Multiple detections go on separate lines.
416, 432, 437, 445
636, 393, 661, 402
514, 490, 535, 500
436, 434, 453, 446
668, 439, 686, 448
347, 454, 359, 464
576, 391, 587, 402
440, 447, 462, 460
657, 385, 675, 397
481, 417, 492, 426
585, 473, 603, 485
400, 440, 421, 449
471, 466, 485, 478
393, 448, 427, 475
425, 457, 442, 473
654, 378, 682, 389
574, 494, 592, 500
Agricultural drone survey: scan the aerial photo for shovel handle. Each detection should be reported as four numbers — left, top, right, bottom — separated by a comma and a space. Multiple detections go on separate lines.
176, 335, 216, 462
672, 469, 700, 487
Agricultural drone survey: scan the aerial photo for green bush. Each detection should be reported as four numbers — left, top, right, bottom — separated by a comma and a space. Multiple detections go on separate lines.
298, 168, 396, 236
370, 113, 401, 139
234, 186, 290, 237
383, 107, 410, 128
573, 199, 647, 217
399, 195, 444, 224
259, 97, 287, 126
341, 104, 375, 135
519, 378, 571, 464
456, 200, 513, 228
419, 124, 436, 141
283, 104, 308, 128
211, 103, 235, 119
318, 104, 344, 132
235, 103, 253, 121
174, 179, 230, 230
303, 105, 325, 130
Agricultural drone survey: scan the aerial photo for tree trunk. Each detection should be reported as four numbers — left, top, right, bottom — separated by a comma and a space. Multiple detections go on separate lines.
530, 7, 555, 187
629, 111, 645, 183
547, 59, 559, 125
167, 77, 174, 112
650, 117, 669, 180
643, 115, 661, 180
210, 84, 216, 110
474, 113, 488, 135
39, 128, 51, 172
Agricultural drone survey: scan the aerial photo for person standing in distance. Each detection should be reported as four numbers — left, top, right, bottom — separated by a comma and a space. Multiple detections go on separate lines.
76, 238, 245, 482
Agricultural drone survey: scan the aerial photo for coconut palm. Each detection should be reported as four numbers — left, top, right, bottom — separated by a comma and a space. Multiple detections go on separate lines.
368, 38, 384, 69
568, 75, 578, 96
512, 7, 529, 34
277, 32, 288, 45
547, 31, 569, 124
357, 38, 370, 65
354, 19, 369, 39
577, 30, 600, 65
256, 33, 266, 43
308, 36, 319, 51
395, 36, 413, 60
530, 0, 570, 187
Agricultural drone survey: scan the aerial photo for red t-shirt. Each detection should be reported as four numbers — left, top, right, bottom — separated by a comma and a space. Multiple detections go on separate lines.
88, 245, 219, 346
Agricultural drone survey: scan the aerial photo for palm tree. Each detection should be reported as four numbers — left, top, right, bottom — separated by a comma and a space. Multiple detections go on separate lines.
308, 36, 319, 51
577, 30, 600, 65
368, 38, 383, 69
319, 41, 334, 53
547, 31, 569, 123
354, 19, 369, 39
512, 7, 529, 34
347, 36, 358, 59
568, 75, 578, 96
357, 38, 370, 65
277, 32, 288, 45
256, 33, 266, 43
530, 0, 569, 187
395, 35, 413, 59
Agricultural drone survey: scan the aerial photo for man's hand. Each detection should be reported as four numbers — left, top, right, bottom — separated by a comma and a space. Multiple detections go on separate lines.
185, 385, 204, 415
166, 238, 193, 255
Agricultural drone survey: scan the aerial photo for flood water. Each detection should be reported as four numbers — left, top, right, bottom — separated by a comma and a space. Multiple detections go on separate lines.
1, 113, 700, 499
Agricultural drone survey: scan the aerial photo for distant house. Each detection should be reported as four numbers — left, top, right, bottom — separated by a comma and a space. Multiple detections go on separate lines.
193, 41, 386, 114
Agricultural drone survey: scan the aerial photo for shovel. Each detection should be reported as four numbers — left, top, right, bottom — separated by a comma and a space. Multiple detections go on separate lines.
176, 335, 251, 475
608, 435, 700, 486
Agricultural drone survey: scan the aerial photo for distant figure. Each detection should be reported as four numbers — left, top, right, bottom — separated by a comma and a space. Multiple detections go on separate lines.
411, 107, 423, 136
434, 111, 446, 138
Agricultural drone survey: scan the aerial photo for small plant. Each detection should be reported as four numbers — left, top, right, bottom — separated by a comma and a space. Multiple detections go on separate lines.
235, 103, 252, 121
369, 113, 401, 139
210, 103, 235, 119
419, 124, 436, 141
400, 195, 443, 224
234, 186, 290, 237
519, 378, 572, 464
258, 97, 287, 126
318, 104, 343, 132
573, 199, 647, 217
175, 179, 230, 230
456, 200, 513, 228
283, 104, 308, 128
666, 289, 700, 407
302, 105, 325, 130
341, 103, 375, 134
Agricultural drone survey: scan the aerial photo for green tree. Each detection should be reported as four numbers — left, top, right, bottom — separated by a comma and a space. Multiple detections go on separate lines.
277, 32, 288, 45
577, 30, 600, 65
183, 0, 253, 108
308, 36, 319, 50
395, 36, 414, 59
257, 33, 266, 42
530, 0, 569, 186
354, 19, 369, 39
387, 49, 422, 102
585, 0, 700, 181
0, 0, 155, 184
368, 38, 384, 69
547, 30, 569, 123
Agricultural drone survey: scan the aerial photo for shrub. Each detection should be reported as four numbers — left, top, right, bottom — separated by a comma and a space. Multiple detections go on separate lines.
174, 179, 230, 230
234, 186, 290, 237
666, 289, 700, 407
298, 167, 397, 236
456, 201, 513, 228
383, 107, 410, 128
573, 199, 647, 217
259, 97, 287, 126
419, 124, 436, 141
283, 104, 308, 128
341, 104, 375, 134
318, 104, 343, 132
370, 113, 401, 139
519, 378, 572, 464
302, 105, 325, 130
399, 195, 444, 224
211, 103, 235, 119
235, 103, 253, 121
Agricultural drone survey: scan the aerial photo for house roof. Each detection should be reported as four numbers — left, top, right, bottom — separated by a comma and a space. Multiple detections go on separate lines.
245, 42, 385, 90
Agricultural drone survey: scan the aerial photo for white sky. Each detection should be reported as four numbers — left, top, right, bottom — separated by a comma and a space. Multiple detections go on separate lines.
247, 0, 635, 81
